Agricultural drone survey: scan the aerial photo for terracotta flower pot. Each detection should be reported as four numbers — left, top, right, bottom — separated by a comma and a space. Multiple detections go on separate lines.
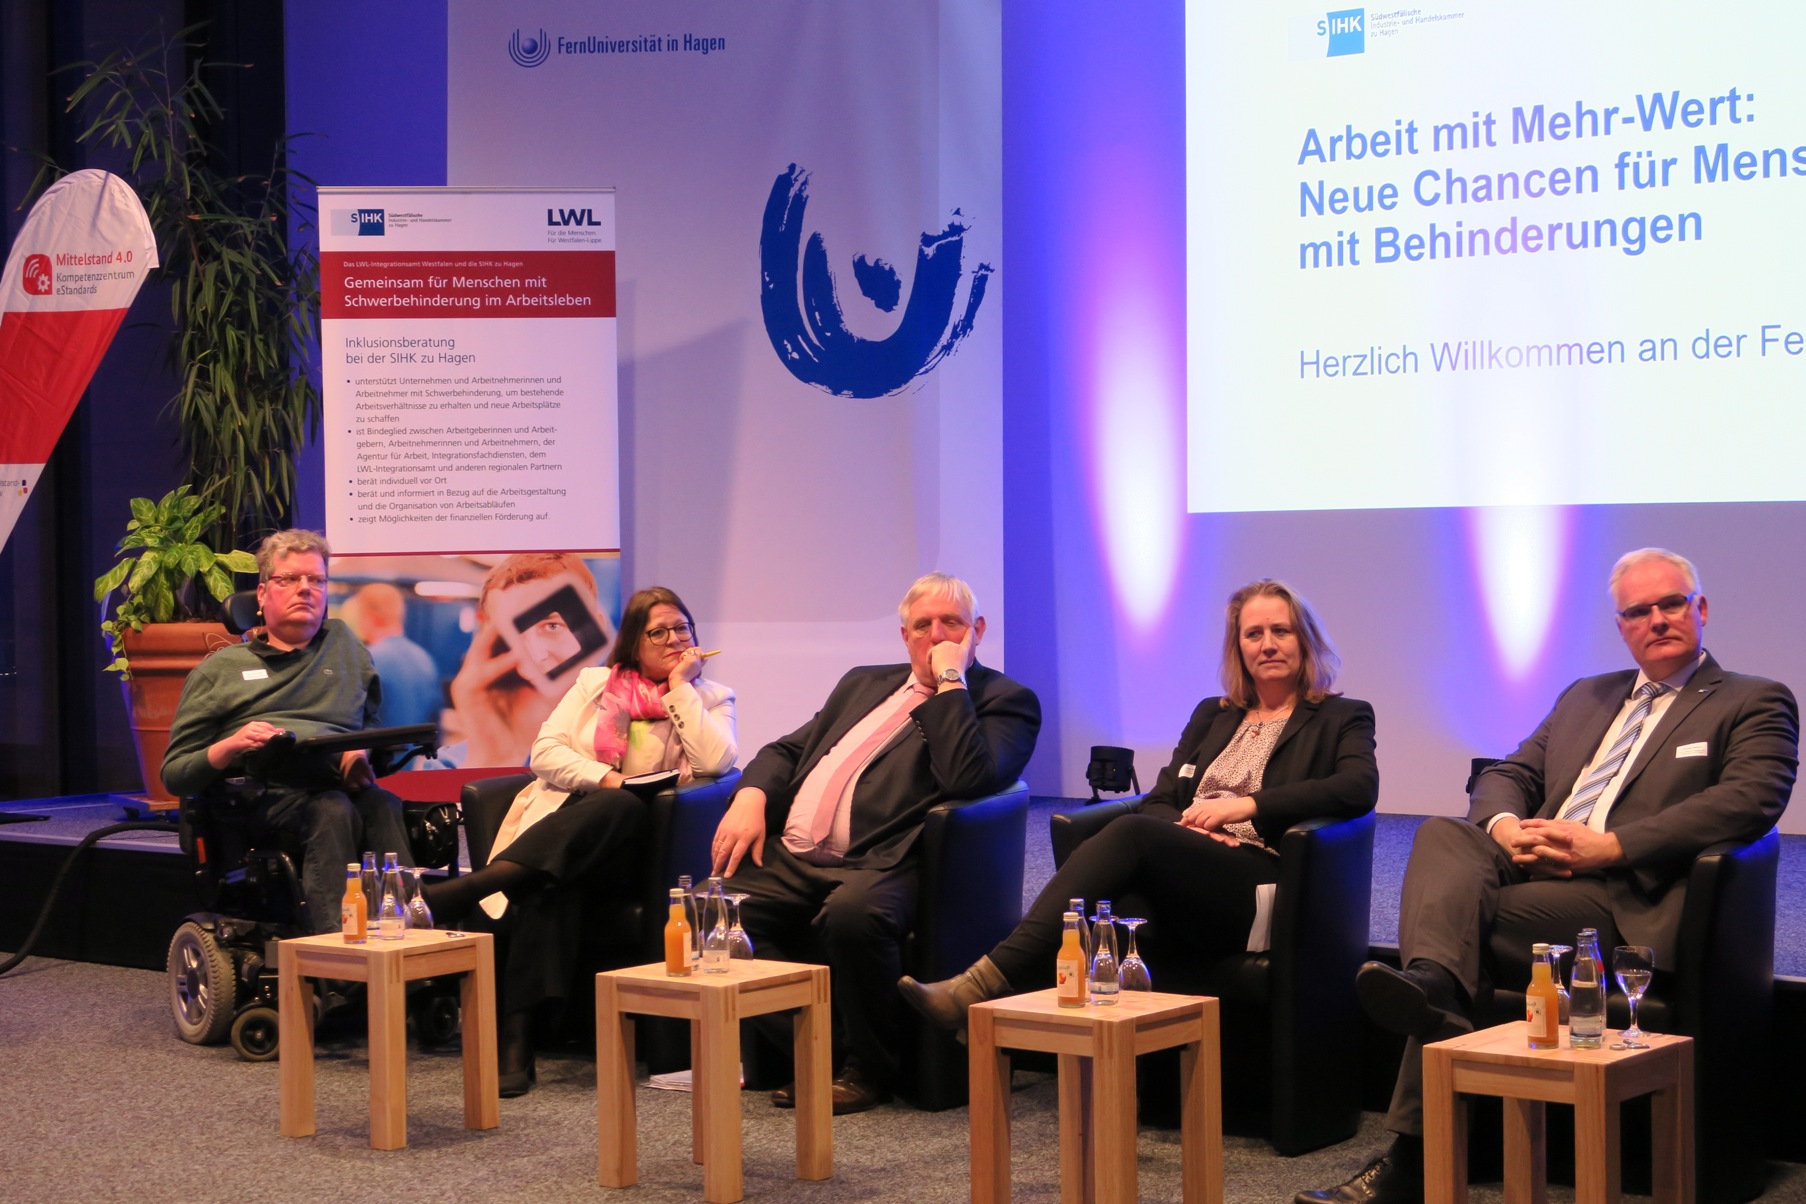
118, 621, 236, 804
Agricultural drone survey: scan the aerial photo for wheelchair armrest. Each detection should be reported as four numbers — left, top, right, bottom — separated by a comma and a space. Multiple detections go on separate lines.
1048, 797, 1140, 869
458, 773, 534, 871
913, 782, 1030, 980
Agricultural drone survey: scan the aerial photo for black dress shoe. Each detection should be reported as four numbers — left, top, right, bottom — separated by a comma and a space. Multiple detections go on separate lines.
770, 1081, 797, 1109
1295, 1151, 1424, 1204
1355, 961, 1468, 1042
498, 1008, 536, 1098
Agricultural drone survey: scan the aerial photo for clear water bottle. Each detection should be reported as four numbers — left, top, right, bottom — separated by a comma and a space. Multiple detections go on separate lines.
701, 877, 730, 972
377, 852, 405, 940
678, 874, 700, 965
1568, 927, 1606, 1049
1088, 899, 1120, 1005
361, 852, 379, 925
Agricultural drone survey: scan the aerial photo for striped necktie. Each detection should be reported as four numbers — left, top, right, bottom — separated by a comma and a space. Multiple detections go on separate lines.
1557, 682, 1665, 824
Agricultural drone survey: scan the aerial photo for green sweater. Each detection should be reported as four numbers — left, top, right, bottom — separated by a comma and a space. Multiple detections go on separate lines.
161, 618, 384, 796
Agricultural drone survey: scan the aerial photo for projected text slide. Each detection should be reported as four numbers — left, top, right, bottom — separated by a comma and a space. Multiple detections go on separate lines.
1187, 3, 1806, 512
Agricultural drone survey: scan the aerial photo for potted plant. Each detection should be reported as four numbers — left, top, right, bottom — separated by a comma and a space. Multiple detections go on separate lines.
93, 486, 258, 802
47, 27, 322, 552
36, 29, 320, 797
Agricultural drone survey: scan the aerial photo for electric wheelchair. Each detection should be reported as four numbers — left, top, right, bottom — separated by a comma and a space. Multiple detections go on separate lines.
163, 588, 464, 1059
168, 721, 459, 1060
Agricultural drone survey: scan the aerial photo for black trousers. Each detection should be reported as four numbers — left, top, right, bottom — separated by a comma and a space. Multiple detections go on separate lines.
725, 841, 918, 1088
490, 786, 649, 1013
261, 785, 411, 935
1385, 816, 1620, 1135
987, 811, 1282, 988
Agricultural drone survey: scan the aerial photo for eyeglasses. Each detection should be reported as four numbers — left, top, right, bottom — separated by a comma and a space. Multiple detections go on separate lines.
266, 573, 329, 591
644, 622, 695, 645
1615, 592, 1697, 624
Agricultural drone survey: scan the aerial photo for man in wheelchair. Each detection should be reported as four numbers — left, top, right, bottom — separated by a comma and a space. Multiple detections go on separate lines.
162, 529, 412, 935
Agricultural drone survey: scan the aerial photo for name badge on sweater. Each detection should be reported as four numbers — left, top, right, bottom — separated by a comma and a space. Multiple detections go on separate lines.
1178, 764, 1196, 779
242, 668, 268, 681
1676, 741, 1708, 758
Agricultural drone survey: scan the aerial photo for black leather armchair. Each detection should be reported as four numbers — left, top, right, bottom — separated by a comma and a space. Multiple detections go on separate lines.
1049, 800, 1375, 1154
459, 768, 741, 1066
902, 780, 1031, 1110
1478, 830, 1779, 1204
736, 780, 1030, 1110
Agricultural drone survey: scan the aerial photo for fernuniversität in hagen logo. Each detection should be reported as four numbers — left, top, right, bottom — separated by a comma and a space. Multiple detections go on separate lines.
509, 28, 551, 68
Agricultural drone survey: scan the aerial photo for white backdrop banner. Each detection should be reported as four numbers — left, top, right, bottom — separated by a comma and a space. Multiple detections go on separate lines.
444, 2, 1003, 755
318, 187, 618, 555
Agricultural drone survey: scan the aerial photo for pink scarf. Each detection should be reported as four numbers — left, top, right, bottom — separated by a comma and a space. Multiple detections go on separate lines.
592, 667, 670, 768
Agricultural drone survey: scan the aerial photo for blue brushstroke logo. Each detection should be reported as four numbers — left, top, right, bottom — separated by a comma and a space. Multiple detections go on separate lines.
760, 164, 991, 398
509, 28, 551, 68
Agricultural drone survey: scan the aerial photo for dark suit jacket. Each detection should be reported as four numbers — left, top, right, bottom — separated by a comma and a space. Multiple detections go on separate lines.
1469, 650, 1798, 958
740, 661, 1041, 871
1135, 693, 1379, 844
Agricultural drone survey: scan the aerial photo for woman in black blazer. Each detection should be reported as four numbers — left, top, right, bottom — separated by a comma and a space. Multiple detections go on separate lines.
900, 578, 1378, 1024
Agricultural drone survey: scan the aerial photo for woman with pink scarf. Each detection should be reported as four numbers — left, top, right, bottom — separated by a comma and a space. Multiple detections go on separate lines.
425, 586, 735, 1095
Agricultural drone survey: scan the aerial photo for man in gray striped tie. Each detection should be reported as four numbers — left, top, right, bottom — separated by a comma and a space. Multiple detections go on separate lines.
1300, 548, 1798, 1204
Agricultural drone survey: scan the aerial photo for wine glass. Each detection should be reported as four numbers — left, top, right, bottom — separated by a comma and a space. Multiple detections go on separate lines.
1118, 918, 1152, 991
1545, 943, 1572, 1024
725, 892, 755, 960
1612, 945, 1655, 1048
402, 867, 434, 931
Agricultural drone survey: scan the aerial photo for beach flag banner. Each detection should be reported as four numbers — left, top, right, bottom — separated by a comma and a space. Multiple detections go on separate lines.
0, 169, 157, 554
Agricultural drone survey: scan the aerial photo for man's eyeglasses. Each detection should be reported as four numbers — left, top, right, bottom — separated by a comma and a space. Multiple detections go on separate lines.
644, 622, 695, 646
266, 573, 329, 591
1616, 592, 1697, 624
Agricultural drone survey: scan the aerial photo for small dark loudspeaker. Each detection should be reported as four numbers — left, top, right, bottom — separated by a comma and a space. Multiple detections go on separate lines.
1086, 745, 1139, 802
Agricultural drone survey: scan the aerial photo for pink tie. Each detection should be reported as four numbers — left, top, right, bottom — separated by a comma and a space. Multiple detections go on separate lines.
810, 683, 932, 844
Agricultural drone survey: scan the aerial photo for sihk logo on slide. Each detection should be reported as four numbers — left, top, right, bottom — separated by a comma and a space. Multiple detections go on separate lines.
1318, 9, 1365, 56
509, 28, 551, 68
22, 253, 52, 295
759, 164, 991, 399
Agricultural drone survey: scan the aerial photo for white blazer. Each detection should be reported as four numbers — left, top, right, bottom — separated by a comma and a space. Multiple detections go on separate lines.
481, 666, 737, 917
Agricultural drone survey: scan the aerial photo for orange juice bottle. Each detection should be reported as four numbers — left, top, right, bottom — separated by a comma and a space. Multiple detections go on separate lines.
664, 887, 693, 976
1056, 911, 1087, 1007
1526, 942, 1559, 1049
340, 862, 367, 943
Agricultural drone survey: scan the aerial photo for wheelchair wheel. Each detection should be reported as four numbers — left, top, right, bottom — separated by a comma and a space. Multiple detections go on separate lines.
411, 990, 461, 1046
167, 921, 235, 1045
230, 1006, 281, 1062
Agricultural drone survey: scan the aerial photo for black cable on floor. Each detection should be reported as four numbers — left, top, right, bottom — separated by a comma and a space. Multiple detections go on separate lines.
0, 821, 174, 976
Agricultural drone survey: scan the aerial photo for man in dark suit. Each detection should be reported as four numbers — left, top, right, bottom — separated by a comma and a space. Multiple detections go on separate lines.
1301, 548, 1798, 1204
709, 572, 1040, 1113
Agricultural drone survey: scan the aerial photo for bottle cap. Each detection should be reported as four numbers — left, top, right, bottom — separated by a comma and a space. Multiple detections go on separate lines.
1532, 942, 1550, 954
346, 862, 359, 872
670, 887, 685, 899
1062, 911, 1079, 922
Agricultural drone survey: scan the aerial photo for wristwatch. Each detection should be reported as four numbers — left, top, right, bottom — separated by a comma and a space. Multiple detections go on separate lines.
936, 667, 965, 686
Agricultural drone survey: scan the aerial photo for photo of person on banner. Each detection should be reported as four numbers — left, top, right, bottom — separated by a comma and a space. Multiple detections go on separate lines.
440, 552, 614, 768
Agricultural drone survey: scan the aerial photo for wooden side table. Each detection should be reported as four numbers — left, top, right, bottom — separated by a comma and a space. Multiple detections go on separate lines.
597, 960, 832, 1204
277, 929, 499, 1150
1423, 1024, 1693, 1204
968, 989, 1223, 1204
